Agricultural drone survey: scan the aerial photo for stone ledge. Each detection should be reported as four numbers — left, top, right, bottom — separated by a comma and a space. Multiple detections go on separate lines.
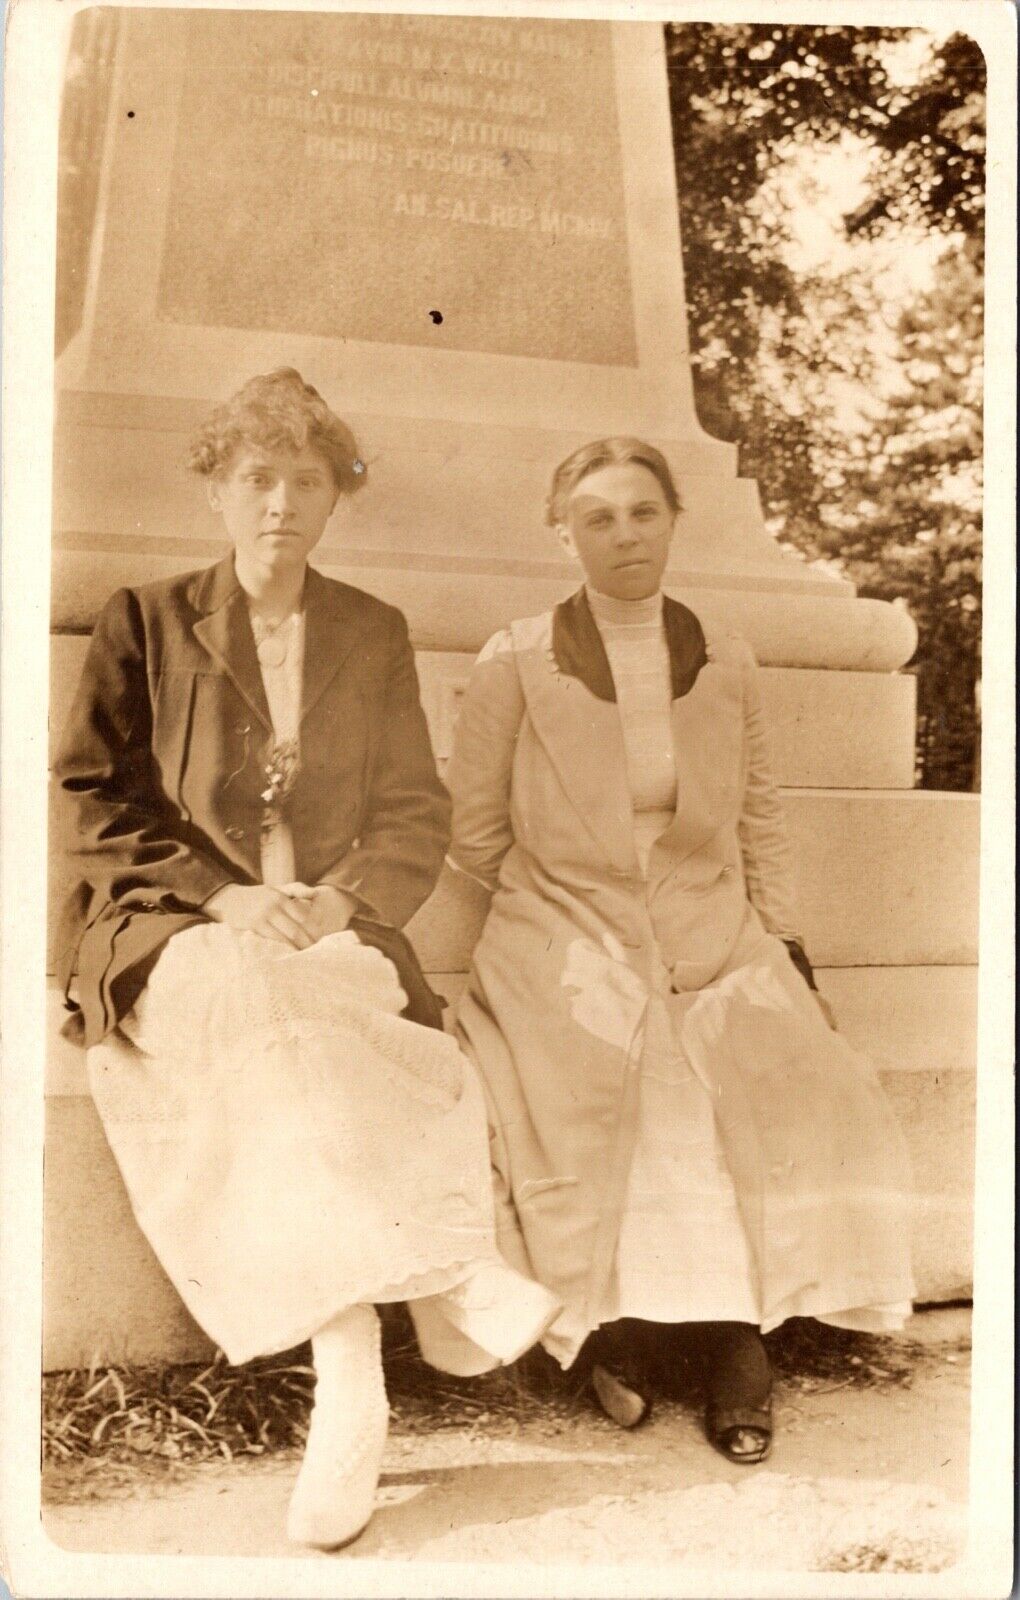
46, 789, 979, 977
44, 1095, 214, 1372
405, 791, 979, 974
49, 635, 917, 788
51, 551, 915, 667
815, 966, 977, 1074
784, 791, 979, 967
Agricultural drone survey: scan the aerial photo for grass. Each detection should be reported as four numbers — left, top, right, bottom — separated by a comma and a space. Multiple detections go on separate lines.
43, 1350, 316, 1468
41, 1308, 584, 1490
42, 1307, 968, 1501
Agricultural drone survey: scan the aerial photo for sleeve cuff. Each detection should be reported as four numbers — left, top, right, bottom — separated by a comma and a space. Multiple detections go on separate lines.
196, 873, 238, 911
315, 867, 379, 921
445, 852, 498, 893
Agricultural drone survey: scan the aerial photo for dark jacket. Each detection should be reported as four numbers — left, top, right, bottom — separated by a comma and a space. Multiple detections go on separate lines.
53, 556, 451, 1045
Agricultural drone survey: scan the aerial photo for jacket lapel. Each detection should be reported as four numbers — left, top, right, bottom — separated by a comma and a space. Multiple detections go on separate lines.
662, 594, 708, 699
299, 566, 364, 726
662, 657, 745, 858
514, 612, 639, 874
550, 589, 617, 700
191, 557, 272, 731
191, 560, 364, 733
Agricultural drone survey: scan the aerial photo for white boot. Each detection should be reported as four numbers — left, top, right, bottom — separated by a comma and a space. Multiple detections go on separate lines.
286, 1304, 389, 1549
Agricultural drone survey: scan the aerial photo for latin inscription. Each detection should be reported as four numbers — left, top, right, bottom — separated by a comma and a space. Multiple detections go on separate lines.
156, 12, 637, 364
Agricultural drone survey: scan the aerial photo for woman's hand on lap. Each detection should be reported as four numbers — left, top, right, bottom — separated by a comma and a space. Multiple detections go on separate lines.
204, 883, 321, 949
281, 884, 359, 942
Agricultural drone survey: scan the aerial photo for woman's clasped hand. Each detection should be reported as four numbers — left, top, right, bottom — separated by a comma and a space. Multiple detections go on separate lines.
204, 881, 358, 949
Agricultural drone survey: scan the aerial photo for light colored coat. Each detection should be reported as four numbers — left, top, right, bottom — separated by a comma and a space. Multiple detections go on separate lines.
449, 596, 914, 1362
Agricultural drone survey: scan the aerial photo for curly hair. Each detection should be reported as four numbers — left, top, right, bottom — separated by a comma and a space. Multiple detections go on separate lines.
188, 368, 366, 495
545, 436, 682, 527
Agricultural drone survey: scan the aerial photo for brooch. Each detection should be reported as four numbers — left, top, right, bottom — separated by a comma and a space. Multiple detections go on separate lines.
260, 738, 300, 836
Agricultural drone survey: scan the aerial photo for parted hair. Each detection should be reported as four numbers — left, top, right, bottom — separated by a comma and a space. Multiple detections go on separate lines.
546, 436, 682, 527
189, 368, 366, 494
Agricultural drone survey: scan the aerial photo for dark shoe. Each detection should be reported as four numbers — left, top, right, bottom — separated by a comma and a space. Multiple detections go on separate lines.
699, 1321, 773, 1465
705, 1401, 772, 1463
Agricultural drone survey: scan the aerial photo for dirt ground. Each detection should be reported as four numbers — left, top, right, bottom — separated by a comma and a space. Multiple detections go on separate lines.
42, 1309, 970, 1575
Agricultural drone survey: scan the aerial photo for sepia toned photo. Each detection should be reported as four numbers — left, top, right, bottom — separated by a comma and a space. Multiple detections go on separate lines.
1, 0, 1014, 1594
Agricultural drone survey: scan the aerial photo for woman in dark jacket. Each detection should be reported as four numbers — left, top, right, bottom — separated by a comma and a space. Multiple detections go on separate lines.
54, 369, 556, 1549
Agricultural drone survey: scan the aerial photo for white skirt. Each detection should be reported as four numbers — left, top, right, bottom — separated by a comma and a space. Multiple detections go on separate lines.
88, 924, 558, 1368
598, 952, 911, 1338
602, 987, 761, 1326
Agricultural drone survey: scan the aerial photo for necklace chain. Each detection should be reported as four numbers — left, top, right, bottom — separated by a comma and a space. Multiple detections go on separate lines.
251, 611, 295, 638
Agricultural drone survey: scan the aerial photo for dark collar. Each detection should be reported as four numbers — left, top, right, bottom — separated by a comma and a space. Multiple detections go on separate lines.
551, 587, 707, 703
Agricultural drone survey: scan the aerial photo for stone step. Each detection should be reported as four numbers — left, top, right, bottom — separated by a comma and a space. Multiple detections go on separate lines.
45, 1073, 973, 1368
416, 651, 916, 789
404, 789, 979, 973
51, 555, 914, 666
812, 965, 977, 1074
785, 790, 978, 966
44, 1092, 214, 1371
49, 635, 917, 788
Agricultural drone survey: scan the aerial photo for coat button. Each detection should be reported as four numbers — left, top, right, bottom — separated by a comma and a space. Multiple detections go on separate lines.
225, 825, 246, 841
721, 865, 734, 878
234, 723, 251, 737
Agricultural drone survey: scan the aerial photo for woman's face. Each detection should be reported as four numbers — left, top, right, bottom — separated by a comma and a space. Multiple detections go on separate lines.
208, 444, 339, 576
558, 462, 675, 601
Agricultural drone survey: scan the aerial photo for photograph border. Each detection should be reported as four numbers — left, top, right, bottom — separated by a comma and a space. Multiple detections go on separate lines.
2, 1, 1015, 1594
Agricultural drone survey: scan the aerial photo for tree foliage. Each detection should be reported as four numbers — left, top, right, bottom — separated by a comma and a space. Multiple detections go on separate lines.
666, 24, 986, 789
820, 244, 983, 789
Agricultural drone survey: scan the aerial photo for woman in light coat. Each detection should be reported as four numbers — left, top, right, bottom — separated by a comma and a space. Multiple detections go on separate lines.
54, 369, 557, 1548
447, 436, 915, 1463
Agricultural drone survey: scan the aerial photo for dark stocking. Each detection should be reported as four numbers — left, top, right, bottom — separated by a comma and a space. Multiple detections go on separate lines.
696, 1320, 773, 1463
585, 1320, 652, 1428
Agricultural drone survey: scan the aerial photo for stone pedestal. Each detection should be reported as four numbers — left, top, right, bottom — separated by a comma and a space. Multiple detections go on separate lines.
44, 11, 975, 1369
55, 9, 906, 650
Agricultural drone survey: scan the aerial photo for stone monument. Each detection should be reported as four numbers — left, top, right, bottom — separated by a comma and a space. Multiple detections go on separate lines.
46, 9, 977, 1366
55, 9, 911, 653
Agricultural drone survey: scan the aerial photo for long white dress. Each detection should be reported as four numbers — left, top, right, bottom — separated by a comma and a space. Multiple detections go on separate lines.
585, 588, 909, 1337
88, 606, 559, 1369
